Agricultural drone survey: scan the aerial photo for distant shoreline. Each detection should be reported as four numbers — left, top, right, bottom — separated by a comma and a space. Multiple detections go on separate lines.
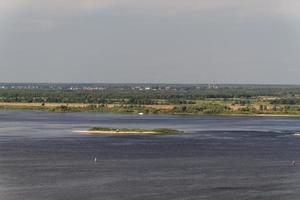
0, 102, 300, 117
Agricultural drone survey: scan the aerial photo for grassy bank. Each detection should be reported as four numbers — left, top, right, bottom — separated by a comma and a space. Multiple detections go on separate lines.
1, 100, 300, 116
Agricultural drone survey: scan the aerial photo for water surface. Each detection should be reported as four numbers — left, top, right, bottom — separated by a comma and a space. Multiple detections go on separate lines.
1, 110, 300, 200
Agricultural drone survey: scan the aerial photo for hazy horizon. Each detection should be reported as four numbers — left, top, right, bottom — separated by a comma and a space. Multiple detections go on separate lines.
1, 0, 300, 84
2, 82, 300, 87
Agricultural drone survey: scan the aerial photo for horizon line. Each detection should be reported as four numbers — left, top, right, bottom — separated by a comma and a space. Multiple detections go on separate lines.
0, 82, 300, 86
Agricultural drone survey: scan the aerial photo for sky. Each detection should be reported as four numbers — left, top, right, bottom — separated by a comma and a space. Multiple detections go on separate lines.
0, 0, 300, 84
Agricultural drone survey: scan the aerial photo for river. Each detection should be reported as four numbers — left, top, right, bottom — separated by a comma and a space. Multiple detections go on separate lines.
1, 110, 300, 200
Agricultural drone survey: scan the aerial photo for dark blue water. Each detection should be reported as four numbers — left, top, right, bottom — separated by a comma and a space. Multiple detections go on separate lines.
1, 110, 300, 200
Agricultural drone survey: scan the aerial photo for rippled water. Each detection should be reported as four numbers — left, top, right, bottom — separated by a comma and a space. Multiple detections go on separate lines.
1, 110, 300, 200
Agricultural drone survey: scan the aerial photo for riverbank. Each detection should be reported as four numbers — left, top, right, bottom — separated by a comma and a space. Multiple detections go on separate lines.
1, 102, 300, 117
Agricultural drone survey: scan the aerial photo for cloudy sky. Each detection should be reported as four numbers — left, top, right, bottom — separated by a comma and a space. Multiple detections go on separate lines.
0, 0, 300, 84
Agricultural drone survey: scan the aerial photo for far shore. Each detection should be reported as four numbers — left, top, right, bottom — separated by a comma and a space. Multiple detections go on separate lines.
1, 102, 300, 117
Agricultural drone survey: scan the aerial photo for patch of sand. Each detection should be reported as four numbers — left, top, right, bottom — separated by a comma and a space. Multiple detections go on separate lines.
294, 132, 300, 136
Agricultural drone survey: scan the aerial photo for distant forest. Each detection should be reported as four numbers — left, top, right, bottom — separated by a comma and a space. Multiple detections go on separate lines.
0, 85, 300, 104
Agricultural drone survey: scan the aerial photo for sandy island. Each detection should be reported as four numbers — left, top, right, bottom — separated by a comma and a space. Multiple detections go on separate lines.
74, 127, 182, 135
74, 130, 160, 135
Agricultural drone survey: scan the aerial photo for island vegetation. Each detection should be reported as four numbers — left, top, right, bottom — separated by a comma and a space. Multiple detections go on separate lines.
79, 127, 182, 134
1, 83, 300, 116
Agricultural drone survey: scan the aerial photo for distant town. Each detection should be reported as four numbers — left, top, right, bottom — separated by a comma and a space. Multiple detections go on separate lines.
0, 83, 222, 91
0, 83, 298, 91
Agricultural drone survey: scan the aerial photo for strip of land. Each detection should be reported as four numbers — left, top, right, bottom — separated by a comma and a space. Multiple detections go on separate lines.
1, 101, 300, 117
1, 85, 300, 116
76, 130, 159, 134
75, 127, 182, 135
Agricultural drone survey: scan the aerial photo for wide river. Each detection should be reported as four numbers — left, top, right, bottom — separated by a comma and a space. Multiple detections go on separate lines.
1, 110, 300, 200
